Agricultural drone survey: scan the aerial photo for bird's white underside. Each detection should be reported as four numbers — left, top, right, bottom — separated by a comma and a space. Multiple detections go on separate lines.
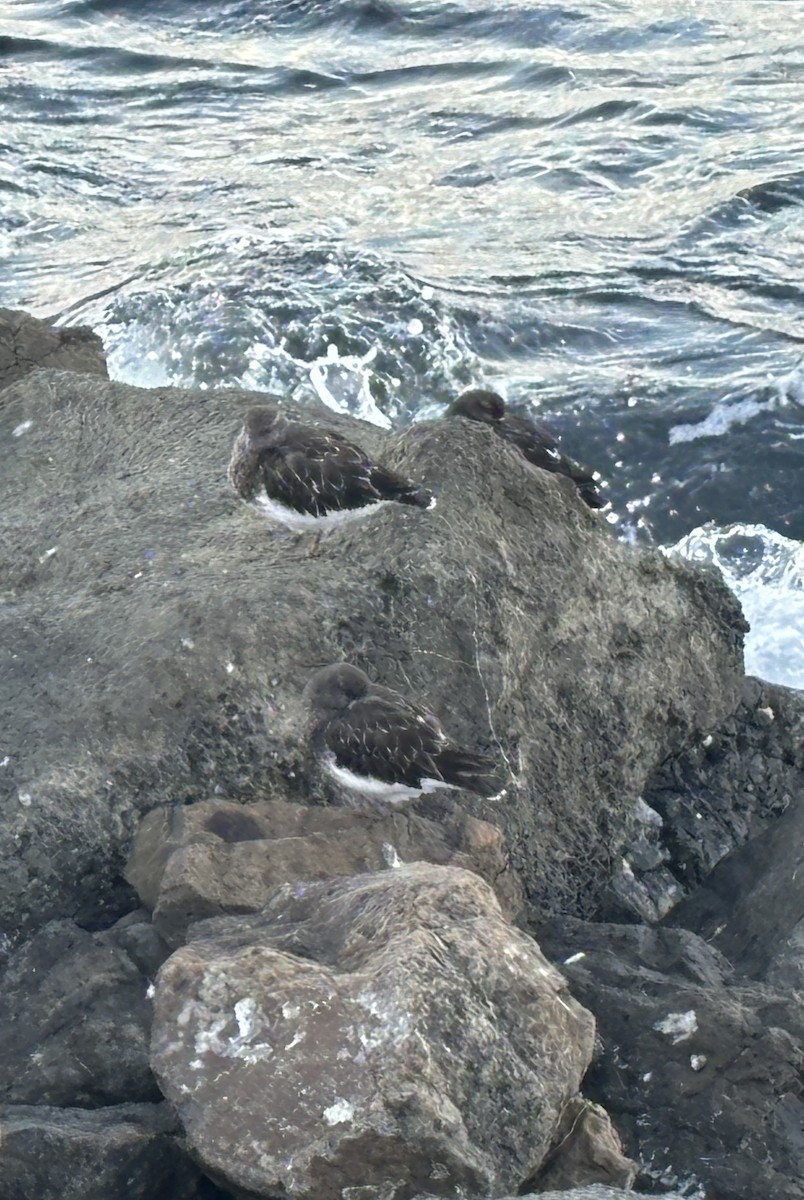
254, 492, 392, 530
324, 757, 457, 804
253, 492, 435, 530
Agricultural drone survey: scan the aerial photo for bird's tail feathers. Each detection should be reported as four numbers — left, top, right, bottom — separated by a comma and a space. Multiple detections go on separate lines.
370, 466, 433, 510
568, 464, 604, 509
437, 749, 506, 798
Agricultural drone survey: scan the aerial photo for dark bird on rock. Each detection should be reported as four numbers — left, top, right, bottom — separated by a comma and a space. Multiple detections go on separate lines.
228, 405, 434, 528
446, 388, 604, 509
304, 662, 505, 805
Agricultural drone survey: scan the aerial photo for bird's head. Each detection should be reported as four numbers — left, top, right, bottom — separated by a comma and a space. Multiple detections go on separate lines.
303, 662, 370, 718
240, 405, 281, 448
446, 389, 507, 425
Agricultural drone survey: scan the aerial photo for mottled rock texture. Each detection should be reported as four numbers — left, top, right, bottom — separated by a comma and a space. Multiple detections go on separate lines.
640, 677, 804, 922
0, 307, 107, 391
151, 864, 595, 1200
1, 367, 745, 938
537, 919, 804, 1200
0, 1103, 199, 1200
0, 913, 166, 1107
125, 796, 523, 946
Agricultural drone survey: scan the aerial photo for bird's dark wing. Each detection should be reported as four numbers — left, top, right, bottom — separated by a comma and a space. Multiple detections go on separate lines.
260, 425, 379, 516
499, 413, 603, 507
324, 690, 448, 787
498, 413, 565, 473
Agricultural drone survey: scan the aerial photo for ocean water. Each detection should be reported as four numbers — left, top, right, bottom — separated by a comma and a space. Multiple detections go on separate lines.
2, 0, 803, 688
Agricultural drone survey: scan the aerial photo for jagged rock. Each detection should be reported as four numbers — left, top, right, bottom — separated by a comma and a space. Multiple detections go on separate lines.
0, 308, 107, 390
125, 796, 523, 946
0, 914, 164, 1107
656, 684, 804, 977
536, 917, 804, 1200
626, 677, 804, 923
527, 1097, 636, 1193
0, 366, 746, 938
766, 919, 804, 993
151, 863, 596, 1200
0, 1103, 199, 1200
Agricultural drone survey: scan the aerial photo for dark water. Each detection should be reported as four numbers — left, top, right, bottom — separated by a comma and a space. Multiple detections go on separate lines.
2, 0, 803, 685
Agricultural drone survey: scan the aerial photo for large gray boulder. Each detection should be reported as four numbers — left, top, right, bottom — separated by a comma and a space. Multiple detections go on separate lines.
0, 308, 107, 391
0, 368, 745, 939
151, 863, 596, 1200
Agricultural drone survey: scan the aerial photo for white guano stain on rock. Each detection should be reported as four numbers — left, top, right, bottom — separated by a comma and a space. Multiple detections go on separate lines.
323, 1099, 355, 1125
653, 1009, 698, 1044
183, 997, 275, 1065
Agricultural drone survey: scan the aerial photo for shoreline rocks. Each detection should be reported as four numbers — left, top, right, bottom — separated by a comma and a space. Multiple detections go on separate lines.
3, 309, 803, 1200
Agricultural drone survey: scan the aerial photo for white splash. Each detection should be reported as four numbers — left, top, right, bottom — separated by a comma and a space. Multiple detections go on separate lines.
669, 394, 776, 445
12, 420, 33, 437
309, 342, 391, 429
382, 842, 403, 868
669, 522, 804, 690
653, 1010, 698, 1044
668, 361, 804, 445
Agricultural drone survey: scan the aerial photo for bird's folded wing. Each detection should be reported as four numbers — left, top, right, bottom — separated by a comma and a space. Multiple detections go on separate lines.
327, 693, 445, 786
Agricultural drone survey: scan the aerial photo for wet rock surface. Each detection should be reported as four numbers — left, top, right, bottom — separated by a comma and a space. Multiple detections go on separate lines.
1, 366, 744, 939
0, 1103, 200, 1200
152, 863, 595, 1200
0, 913, 165, 1107
536, 918, 804, 1200
125, 796, 523, 946
0, 307, 107, 391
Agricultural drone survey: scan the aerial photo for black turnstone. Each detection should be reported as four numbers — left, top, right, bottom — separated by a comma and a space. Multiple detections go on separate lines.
304, 662, 505, 805
228, 405, 434, 528
446, 388, 604, 509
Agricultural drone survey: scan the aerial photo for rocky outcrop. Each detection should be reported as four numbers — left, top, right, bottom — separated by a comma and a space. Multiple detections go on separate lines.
0, 1103, 200, 1200
124, 796, 523, 946
5, 343, 801, 1200
0, 366, 745, 940
0, 307, 107, 391
536, 918, 804, 1200
151, 864, 595, 1200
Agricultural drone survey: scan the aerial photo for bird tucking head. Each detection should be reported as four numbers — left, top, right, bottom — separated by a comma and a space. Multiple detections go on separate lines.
446, 388, 507, 425
241, 405, 282, 448
303, 662, 371, 718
